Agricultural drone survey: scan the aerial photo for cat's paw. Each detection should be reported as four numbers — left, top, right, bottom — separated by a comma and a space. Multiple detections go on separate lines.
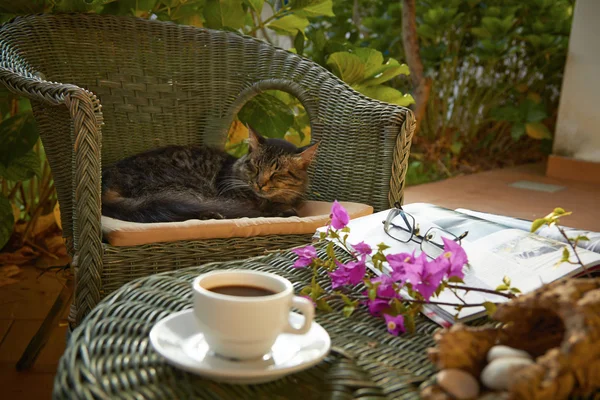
277, 209, 298, 218
202, 212, 225, 220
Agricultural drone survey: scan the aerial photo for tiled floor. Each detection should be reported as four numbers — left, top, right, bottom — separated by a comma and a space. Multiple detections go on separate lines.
0, 267, 69, 399
404, 163, 600, 231
2, 162, 599, 399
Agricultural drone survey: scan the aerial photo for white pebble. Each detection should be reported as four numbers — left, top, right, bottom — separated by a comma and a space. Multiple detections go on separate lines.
481, 357, 534, 391
437, 368, 480, 399
487, 345, 532, 363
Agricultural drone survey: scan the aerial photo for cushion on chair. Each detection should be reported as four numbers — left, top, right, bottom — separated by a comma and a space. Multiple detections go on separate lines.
101, 201, 373, 246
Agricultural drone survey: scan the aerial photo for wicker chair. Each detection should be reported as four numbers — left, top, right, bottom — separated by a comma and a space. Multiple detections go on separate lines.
0, 13, 415, 327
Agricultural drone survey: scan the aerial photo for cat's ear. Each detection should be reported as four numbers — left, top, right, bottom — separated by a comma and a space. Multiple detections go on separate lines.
296, 141, 320, 168
247, 125, 265, 152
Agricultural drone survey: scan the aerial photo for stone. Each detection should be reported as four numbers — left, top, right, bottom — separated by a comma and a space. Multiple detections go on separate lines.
481, 357, 534, 391
436, 368, 480, 399
487, 345, 532, 363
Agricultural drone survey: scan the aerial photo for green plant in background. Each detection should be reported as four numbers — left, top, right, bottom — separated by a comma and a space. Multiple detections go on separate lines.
316, 0, 573, 183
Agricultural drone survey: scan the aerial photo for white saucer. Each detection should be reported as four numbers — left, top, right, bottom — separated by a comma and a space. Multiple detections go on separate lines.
149, 309, 331, 384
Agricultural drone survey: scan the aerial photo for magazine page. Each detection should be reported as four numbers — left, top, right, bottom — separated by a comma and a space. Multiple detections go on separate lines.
456, 208, 600, 254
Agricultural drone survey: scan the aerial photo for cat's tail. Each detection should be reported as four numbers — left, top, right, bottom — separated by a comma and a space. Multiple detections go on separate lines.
101, 191, 261, 223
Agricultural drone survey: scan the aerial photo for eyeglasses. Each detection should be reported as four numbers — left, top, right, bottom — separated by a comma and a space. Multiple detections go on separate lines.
382, 203, 468, 258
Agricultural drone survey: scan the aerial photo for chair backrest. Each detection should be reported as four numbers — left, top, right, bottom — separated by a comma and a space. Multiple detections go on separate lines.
0, 14, 413, 237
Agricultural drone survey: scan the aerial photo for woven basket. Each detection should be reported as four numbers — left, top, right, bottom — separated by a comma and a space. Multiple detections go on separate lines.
0, 13, 415, 326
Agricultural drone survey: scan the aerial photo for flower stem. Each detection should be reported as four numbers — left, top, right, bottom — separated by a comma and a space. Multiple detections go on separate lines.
557, 225, 592, 278
445, 284, 515, 299
350, 294, 492, 308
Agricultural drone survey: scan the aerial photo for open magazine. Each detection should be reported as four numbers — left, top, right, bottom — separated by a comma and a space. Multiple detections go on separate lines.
315, 203, 600, 327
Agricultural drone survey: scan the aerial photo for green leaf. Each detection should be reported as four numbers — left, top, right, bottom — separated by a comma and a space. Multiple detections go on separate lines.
495, 284, 509, 291
0, 150, 41, 181
490, 105, 521, 123
530, 218, 548, 232
361, 58, 410, 87
521, 99, 547, 123
502, 276, 511, 286
326, 241, 335, 261
267, 14, 309, 36
573, 235, 590, 242
417, 24, 437, 39
511, 123, 525, 141
368, 283, 379, 300
294, 30, 304, 56
450, 141, 463, 156
341, 227, 350, 233
342, 304, 355, 317
377, 243, 390, 251
448, 276, 464, 283
471, 27, 491, 38
316, 298, 333, 312
243, 0, 263, 13
404, 312, 416, 333
525, 122, 552, 140
295, 0, 334, 17
0, 195, 13, 250
0, 112, 39, 166
352, 85, 415, 107
203, 0, 246, 29
326, 52, 365, 85
319, 231, 327, 240
238, 93, 294, 139
482, 301, 497, 316
300, 285, 312, 295
353, 48, 384, 78
510, 287, 521, 294
561, 247, 570, 262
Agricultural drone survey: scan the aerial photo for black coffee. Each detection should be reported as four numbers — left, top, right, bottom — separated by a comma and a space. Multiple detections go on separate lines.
208, 285, 277, 297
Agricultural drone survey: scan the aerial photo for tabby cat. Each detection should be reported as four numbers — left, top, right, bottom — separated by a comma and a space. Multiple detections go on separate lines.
101, 128, 319, 223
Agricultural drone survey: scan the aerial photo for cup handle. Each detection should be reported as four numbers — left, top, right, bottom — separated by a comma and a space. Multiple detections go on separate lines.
284, 296, 315, 335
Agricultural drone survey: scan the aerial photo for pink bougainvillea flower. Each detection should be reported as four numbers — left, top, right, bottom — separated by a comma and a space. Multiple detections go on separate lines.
371, 275, 400, 299
439, 237, 469, 280
328, 255, 367, 289
386, 251, 418, 283
329, 267, 349, 289
353, 241, 372, 255
346, 255, 367, 285
330, 200, 350, 230
412, 258, 447, 301
364, 296, 390, 317
394, 252, 429, 286
384, 313, 406, 336
291, 245, 317, 268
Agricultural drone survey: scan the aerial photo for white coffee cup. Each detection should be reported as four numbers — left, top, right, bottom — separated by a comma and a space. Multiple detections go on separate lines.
192, 270, 315, 360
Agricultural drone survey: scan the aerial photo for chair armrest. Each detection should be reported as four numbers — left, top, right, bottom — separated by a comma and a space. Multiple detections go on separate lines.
0, 67, 104, 324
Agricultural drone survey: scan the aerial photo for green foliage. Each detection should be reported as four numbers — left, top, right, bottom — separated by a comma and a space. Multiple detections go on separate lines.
238, 93, 295, 138
317, 0, 573, 184
0, 196, 13, 250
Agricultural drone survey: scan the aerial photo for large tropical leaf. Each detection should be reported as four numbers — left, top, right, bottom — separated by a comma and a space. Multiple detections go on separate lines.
238, 93, 294, 139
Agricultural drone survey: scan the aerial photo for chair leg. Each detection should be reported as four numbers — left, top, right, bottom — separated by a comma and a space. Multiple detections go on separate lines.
16, 269, 74, 371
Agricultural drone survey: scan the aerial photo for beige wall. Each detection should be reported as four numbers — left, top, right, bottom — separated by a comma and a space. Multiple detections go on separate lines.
553, 0, 600, 163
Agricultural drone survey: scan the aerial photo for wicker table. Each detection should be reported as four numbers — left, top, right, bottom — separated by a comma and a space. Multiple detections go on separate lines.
53, 246, 441, 399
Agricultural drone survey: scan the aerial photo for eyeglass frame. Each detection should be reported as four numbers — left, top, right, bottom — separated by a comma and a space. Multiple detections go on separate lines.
382, 202, 468, 258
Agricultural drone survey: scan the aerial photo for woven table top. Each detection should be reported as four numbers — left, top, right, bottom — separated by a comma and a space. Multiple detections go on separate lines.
53, 245, 442, 399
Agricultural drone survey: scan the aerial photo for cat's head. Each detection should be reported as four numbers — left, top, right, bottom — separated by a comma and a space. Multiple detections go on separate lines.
237, 127, 319, 203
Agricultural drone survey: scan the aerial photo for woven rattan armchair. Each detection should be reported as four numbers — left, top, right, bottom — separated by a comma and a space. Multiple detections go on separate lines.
0, 13, 414, 327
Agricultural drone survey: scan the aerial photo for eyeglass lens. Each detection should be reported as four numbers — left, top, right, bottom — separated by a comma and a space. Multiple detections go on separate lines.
385, 208, 415, 243
421, 227, 456, 258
